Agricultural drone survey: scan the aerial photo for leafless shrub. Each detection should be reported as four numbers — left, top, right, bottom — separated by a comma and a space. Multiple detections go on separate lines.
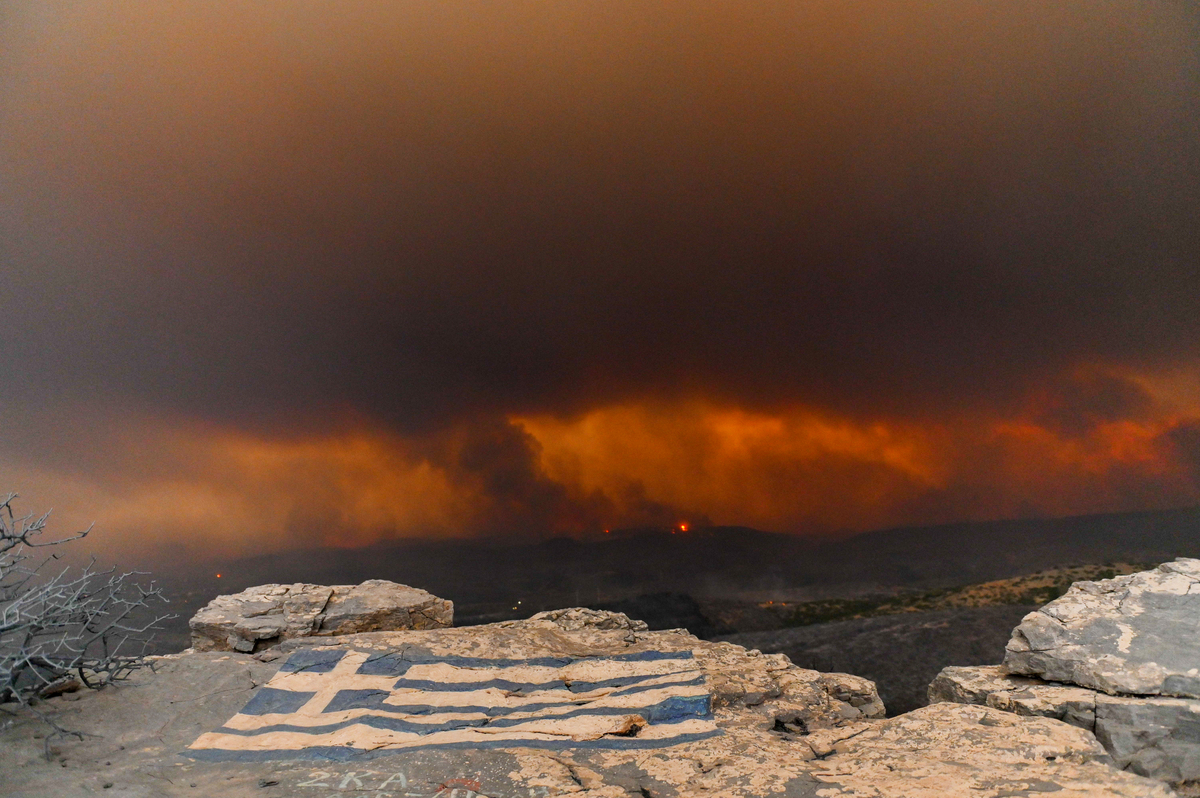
0, 492, 172, 743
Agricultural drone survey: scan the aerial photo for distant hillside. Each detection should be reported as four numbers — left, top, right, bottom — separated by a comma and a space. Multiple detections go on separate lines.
148, 506, 1200, 653
817, 506, 1200, 587
742, 561, 1152, 629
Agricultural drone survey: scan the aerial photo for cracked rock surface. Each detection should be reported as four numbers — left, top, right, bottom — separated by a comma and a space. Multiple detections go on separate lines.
933, 559, 1200, 793
188, 580, 453, 653
2, 609, 1170, 797
930, 664, 1200, 790
1003, 558, 1200, 698
814, 702, 1174, 798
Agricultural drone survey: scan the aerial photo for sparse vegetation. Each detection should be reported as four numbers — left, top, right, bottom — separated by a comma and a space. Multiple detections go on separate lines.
770, 563, 1152, 628
0, 492, 172, 744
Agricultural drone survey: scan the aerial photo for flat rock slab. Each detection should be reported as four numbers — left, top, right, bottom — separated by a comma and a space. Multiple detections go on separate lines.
930, 664, 1101, 728
1004, 558, 1200, 698
931, 664, 1200, 789
189, 580, 453, 653
0, 612, 1171, 798
814, 702, 1175, 798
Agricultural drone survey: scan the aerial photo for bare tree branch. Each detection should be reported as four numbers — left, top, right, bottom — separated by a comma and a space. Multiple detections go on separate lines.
0, 492, 173, 742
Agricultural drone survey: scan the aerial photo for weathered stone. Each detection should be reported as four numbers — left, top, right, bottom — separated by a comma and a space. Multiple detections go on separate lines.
814, 702, 1174, 798
318, 579, 452, 635
188, 580, 452, 652
930, 664, 1099, 727
930, 664, 1200, 788
929, 663, 1028, 705
2, 610, 1172, 797
1003, 558, 1200, 699
500, 606, 650, 632
930, 561, 1200, 791
805, 722, 874, 757
819, 671, 888, 720
1096, 694, 1200, 786
991, 682, 1099, 730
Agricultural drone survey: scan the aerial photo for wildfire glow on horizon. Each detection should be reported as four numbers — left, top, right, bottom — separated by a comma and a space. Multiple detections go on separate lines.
1, 2, 1198, 561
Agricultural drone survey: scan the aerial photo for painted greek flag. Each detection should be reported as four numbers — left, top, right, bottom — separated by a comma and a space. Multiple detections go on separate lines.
188, 647, 719, 761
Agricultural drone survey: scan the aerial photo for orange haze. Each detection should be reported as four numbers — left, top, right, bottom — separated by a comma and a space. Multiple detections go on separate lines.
3, 367, 1197, 559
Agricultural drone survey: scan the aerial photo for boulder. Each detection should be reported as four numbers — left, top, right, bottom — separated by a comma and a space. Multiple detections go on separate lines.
506, 606, 650, 632
1003, 558, 1200, 698
188, 580, 452, 652
931, 665, 1200, 787
930, 665, 1099, 728
929, 559, 1200, 791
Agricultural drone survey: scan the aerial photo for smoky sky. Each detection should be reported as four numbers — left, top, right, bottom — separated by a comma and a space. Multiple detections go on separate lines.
1, 2, 1199, 551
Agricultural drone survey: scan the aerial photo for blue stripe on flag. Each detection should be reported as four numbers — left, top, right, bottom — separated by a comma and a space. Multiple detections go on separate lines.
278, 649, 346, 673
240, 687, 317, 716
216, 693, 712, 737
355, 648, 693, 676
321, 675, 707, 715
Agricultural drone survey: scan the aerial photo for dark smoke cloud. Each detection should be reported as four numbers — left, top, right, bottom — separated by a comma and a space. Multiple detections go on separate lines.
1031, 372, 1157, 438
1, 2, 1198, 552
1168, 421, 1200, 484
2, 2, 1197, 431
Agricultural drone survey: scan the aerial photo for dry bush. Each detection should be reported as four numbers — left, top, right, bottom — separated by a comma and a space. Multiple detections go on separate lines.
0, 492, 172, 741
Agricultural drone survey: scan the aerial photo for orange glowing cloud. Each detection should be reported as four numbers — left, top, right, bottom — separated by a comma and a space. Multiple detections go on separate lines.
511, 366, 1200, 534
2, 366, 1197, 561
514, 402, 948, 533
2, 423, 473, 558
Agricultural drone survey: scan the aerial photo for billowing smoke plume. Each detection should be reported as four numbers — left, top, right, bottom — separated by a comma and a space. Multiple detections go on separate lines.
1, 2, 1198, 558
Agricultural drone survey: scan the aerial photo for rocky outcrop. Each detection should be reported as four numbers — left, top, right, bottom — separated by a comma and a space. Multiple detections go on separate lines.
181, 613, 1162, 796
4, 607, 1171, 797
501, 606, 650, 632
927, 559, 1200, 791
930, 665, 1200, 787
812, 702, 1174, 798
930, 665, 1101, 727
188, 580, 452, 652
1003, 558, 1200, 698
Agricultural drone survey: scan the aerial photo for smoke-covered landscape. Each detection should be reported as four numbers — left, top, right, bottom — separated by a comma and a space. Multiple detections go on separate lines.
147, 506, 1200, 712
3, 2, 1200, 796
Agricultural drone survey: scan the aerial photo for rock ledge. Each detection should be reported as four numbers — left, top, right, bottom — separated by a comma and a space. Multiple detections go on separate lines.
188, 579, 452, 652
929, 558, 1200, 793
1003, 558, 1200, 698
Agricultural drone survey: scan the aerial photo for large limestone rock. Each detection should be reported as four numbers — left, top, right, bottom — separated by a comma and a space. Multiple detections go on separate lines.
513, 606, 650, 632
2, 608, 1170, 797
188, 580, 452, 652
953, 559, 1200, 791
930, 665, 1200, 788
813, 702, 1174, 798
1003, 558, 1200, 698
930, 665, 1101, 728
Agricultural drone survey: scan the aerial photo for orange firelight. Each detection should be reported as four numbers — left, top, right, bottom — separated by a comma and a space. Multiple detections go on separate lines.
678, 522, 689, 532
